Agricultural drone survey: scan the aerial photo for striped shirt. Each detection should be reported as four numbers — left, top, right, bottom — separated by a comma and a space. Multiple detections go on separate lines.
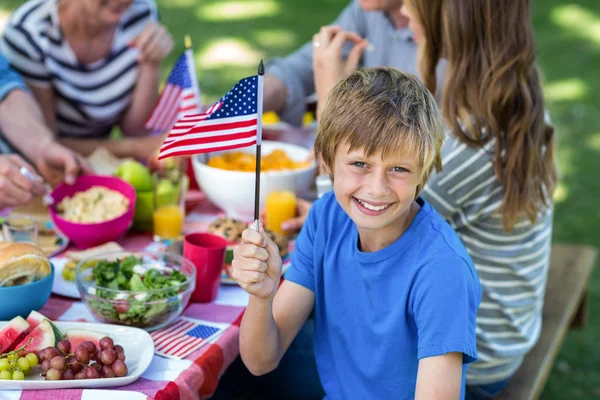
0, 0, 158, 138
421, 135, 554, 385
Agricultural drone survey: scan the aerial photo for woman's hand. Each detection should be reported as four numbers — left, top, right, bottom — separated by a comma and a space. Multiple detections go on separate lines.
232, 224, 283, 300
0, 155, 46, 207
130, 22, 174, 66
312, 25, 368, 119
281, 198, 313, 232
37, 142, 93, 186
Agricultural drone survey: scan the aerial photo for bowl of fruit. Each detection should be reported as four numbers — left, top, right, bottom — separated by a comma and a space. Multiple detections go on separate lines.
75, 251, 196, 332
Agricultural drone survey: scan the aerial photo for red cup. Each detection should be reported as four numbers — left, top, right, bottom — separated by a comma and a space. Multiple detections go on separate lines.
184, 233, 227, 303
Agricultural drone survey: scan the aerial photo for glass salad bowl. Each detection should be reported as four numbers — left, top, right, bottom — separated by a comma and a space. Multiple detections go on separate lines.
75, 251, 196, 332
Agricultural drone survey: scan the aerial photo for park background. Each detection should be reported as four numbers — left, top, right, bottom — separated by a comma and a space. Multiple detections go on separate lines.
1, 0, 599, 398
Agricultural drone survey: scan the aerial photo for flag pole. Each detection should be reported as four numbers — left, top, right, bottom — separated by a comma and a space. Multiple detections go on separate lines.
184, 35, 202, 111
252, 60, 265, 231
184, 35, 208, 165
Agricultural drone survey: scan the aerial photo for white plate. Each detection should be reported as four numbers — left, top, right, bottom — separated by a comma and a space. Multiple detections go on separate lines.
51, 258, 81, 299
0, 321, 154, 390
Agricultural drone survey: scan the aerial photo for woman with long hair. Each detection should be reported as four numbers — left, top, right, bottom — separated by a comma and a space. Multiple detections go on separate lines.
398, 0, 557, 397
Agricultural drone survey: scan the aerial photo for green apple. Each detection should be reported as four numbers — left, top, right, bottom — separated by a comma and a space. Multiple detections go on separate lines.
115, 160, 153, 192
156, 179, 179, 207
132, 191, 154, 232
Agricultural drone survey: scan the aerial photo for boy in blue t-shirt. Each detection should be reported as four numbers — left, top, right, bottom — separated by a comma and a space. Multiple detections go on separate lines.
231, 67, 482, 399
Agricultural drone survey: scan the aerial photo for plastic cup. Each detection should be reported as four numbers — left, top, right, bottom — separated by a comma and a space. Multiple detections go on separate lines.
184, 233, 227, 303
2, 216, 38, 244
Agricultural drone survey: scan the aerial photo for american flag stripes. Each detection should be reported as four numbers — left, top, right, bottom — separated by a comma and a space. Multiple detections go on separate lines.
151, 317, 229, 360
145, 50, 202, 132
157, 75, 262, 160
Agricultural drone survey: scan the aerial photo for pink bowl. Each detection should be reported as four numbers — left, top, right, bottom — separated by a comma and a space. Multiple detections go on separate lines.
48, 175, 137, 249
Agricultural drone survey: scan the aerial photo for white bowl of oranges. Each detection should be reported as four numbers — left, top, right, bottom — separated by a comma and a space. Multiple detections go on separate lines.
191, 141, 316, 220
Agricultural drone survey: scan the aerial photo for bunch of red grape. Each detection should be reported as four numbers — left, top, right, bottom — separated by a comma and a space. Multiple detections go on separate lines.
38, 337, 128, 380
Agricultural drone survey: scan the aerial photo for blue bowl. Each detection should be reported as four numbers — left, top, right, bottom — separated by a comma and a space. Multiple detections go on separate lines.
0, 264, 54, 320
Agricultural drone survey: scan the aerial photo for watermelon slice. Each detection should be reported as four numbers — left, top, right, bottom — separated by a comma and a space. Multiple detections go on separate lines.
0, 316, 30, 354
13, 319, 62, 355
65, 329, 107, 351
3, 311, 50, 353
26, 311, 46, 331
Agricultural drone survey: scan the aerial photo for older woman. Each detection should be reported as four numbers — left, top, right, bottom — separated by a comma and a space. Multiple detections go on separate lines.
0, 0, 173, 160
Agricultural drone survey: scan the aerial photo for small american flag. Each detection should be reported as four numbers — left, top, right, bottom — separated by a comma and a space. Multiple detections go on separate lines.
157, 75, 260, 160
145, 50, 202, 132
151, 317, 229, 360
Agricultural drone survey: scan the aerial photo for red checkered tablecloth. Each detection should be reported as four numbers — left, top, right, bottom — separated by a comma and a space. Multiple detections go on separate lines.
1, 193, 252, 400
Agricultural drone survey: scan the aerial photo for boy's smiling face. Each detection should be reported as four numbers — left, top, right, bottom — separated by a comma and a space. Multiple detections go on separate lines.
331, 142, 422, 250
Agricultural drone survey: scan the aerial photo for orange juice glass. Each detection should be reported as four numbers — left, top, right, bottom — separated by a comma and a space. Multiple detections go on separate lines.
152, 169, 187, 242
265, 191, 297, 235
153, 205, 184, 240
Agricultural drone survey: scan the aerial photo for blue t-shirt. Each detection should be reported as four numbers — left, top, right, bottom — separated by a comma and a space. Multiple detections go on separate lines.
286, 191, 482, 399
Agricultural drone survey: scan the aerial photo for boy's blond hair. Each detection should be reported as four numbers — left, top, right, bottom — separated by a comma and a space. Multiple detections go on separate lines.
314, 67, 445, 197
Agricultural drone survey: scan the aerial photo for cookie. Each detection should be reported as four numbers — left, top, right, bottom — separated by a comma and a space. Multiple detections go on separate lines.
264, 229, 289, 258
208, 217, 247, 243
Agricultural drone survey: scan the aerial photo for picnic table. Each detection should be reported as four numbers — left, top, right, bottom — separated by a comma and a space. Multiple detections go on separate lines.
0, 126, 316, 400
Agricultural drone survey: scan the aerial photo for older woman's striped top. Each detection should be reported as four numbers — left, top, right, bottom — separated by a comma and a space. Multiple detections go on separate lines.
421, 135, 554, 385
0, 0, 158, 138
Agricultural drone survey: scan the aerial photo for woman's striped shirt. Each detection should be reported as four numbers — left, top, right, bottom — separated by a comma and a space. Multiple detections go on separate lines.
421, 135, 554, 385
0, 0, 158, 138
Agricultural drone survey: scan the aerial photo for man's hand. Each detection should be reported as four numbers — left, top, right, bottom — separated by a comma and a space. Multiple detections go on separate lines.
130, 22, 174, 66
36, 143, 93, 186
0, 155, 46, 207
312, 26, 369, 118
232, 224, 283, 300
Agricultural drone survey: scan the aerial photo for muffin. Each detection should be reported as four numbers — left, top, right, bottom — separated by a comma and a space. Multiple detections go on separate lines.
264, 229, 289, 259
208, 217, 248, 265
208, 217, 247, 243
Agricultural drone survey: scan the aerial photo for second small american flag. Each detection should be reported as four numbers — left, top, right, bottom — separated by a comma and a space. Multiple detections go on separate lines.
151, 317, 229, 360
157, 75, 259, 160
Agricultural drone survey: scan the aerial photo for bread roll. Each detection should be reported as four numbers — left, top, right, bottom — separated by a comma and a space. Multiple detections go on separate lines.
0, 242, 51, 287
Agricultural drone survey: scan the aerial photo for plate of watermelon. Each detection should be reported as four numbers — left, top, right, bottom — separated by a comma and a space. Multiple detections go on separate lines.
0, 311, 154, 389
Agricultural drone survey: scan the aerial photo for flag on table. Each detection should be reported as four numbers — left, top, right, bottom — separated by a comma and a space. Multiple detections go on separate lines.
157, 75, 260, 160
151, 317, 229, 360
145, 50, 202, 132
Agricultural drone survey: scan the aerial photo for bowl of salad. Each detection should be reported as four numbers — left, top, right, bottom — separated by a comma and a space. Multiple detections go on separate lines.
75, 251, 196, 332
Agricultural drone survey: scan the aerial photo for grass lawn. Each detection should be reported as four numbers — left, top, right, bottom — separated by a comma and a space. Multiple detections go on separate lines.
1, 0, 599, 397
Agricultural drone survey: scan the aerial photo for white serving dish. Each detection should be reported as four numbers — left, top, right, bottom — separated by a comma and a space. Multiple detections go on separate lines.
0, 321, 154, 390
191, 140, 316, 220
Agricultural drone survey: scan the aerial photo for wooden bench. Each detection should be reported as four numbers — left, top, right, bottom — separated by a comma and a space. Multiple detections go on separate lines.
496, 244, 597, 400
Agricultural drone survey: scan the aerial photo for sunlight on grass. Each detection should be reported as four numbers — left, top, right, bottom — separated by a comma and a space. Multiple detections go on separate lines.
551, 5, 600, 45
198, 0, 280, 22
553, 182, 569, 204
587, 132, 600, 151
253, 29, 296, 48
545, 78, 587, 101
198, 38, 263, 68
